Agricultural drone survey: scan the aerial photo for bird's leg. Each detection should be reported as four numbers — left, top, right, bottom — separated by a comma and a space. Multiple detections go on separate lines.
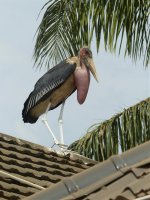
42, 118, 60, 146
41, 103, 59, 146
58, 101, 66, 145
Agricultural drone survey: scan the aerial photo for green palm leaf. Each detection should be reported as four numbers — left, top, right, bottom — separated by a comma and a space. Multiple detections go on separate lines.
34, 0, 150, 68
34, 0, 93, 69
34, 0, 69, 69
68, 98, 150, 161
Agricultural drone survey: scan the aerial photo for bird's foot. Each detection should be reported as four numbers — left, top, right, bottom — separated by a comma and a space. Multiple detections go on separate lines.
58, 143, 68, 150
51, 141, 68, 150
53, 139, 60, 146
51, 144, 68, 154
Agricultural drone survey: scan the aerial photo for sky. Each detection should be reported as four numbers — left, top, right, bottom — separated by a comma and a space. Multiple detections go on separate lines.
0, 1, 149, 148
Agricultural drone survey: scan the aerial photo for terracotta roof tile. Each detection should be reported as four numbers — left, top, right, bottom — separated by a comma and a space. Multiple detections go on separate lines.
0, 132, 96, 199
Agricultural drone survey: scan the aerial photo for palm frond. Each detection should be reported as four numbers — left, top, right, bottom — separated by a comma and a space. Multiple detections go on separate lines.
68, 98, 150, 161
34, 0, 93, 69
92, 0, 150, 66
34, 0, 69, 69
34, 0, 149, 69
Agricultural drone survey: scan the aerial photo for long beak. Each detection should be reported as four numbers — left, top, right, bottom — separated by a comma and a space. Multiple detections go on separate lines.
87, 58, 99, 82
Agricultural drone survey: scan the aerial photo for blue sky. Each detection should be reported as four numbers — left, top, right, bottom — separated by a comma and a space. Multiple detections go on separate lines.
0, 1, 149, 148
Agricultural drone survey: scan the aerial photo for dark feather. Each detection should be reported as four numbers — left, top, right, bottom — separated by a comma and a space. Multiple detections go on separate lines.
22, 59, 76, 123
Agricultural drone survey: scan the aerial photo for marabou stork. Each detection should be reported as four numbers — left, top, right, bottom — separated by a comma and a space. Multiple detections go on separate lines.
22, 47, 98, 148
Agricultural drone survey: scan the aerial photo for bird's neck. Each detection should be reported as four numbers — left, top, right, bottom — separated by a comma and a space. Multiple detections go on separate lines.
79, 55, 88, 68
80, 59, 87, 70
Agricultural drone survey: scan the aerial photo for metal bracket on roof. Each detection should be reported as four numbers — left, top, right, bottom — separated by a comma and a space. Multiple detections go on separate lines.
62, 177, 79, 194
111, 155, 127, 171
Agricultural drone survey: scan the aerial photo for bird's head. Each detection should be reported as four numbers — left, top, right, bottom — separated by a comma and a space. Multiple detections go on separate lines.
79, 47, 98, 82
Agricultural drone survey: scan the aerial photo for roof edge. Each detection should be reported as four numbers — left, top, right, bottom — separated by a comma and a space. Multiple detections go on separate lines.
24, 141, 150, 200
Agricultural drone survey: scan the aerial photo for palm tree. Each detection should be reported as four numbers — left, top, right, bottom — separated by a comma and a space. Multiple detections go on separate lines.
68, 98, 150, 161
33, 0, 150, 161
34, 0, 149, 68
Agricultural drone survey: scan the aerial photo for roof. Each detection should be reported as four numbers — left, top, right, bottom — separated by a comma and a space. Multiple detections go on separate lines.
1, 132, 150, 200
24, 140, 150, 200
0, 132, 97, 200
64, 158, 150, 200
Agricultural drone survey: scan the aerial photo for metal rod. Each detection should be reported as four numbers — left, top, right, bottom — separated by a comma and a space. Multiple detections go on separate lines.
0, 170, 44, 190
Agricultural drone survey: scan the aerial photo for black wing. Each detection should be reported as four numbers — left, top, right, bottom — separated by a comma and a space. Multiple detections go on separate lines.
22, 59, 76, 123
